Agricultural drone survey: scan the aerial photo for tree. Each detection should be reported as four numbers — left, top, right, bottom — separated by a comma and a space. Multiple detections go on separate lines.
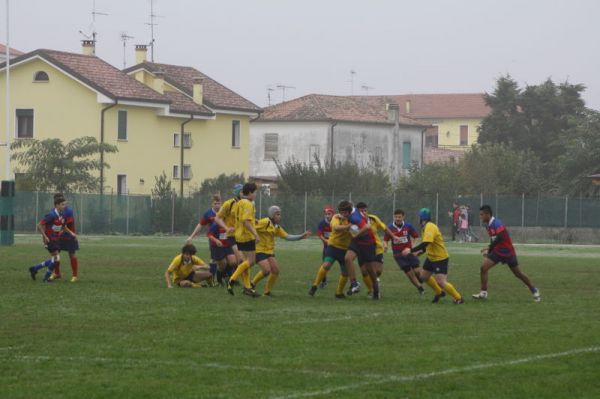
195, 172, 245, 197
151, 172, 173, 233
11, 136, 118, 193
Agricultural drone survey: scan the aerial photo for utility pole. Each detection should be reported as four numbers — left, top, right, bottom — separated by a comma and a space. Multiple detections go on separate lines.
349, 69, 356, 95
120, 32, 134, 68
4, 0, 11, 180
276, 84, 295, 103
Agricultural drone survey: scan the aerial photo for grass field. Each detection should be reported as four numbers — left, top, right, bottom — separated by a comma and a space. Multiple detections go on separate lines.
1, 234, 599, 398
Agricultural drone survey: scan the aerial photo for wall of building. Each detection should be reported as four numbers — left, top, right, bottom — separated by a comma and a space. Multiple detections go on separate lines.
423, 118, 482, 147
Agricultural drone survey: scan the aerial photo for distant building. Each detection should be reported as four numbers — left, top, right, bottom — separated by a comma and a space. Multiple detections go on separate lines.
0, 42, 261, 194
250, 94, 429, 182
0, 43, 24, 63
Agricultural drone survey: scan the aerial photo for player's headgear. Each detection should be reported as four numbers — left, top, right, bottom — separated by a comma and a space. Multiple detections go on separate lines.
232, 183, 243, 197
268, 205, 281, 218
418, 208, 431, 221
323, 205, 334, 213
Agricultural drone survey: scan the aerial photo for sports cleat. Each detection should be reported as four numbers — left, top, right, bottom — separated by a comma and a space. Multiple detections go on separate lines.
243, 288, 260, 298
250, 282, 256, 290
49, 273, 61, 281
418, 287, 425, 296
319, 278, 328, 289
532, 288, 541, 302
227, 281, 235, 296
453, 297, 465, 305
472, 291, 488, 300
372, 291, 381, 300
308, 285, 318, 296
191, 283, 201, 288
347, 281, 361, 296
432, 291, 446, 303
70, 276, 78, 283
29, 267, 37, 281
263, 292, 275, 297
367, 292, 373, 299
335, 293, 346, 299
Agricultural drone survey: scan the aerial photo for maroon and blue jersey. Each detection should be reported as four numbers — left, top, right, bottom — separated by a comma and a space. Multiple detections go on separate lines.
199, 208, 217, 227
207, 222, 230, 248
316, 219, 332, 247
40, 209, 65, 242
349, 209, 375, 245
385, 222, 419, 255
486, 217, 516, 257
61, 206, 76, 241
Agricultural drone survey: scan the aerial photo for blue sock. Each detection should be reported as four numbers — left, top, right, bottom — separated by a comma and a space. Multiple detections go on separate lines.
43, 270, 53, 281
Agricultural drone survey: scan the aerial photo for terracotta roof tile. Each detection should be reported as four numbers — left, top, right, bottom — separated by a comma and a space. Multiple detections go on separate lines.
0, 43, 24, 56
258, 94, 428, 126
125, 62, 261, 113
163, 91, 213, 116
375, 93, 490, 119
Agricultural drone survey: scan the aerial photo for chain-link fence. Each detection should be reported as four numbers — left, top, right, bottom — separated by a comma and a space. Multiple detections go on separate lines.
12, 191, 600, 240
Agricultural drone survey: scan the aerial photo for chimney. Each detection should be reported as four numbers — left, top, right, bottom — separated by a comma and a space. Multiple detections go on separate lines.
405, 100, 411, 114
193, 77, 204, 105
135, 44, 148, 64
81, 40, 95, 56
386, 103, 400, 124
153, 71, 165, 94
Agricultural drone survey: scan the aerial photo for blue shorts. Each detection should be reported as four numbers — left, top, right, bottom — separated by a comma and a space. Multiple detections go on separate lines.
256, 252, 274, 263
184, 271, 196, 282
211, 245, 234, 261
237, 240, 256, 252
349, 241, 376, 265
324, 245, 347, 272
394, 254, 420, 272
488, 252, 519, 268
59, 239, 79, 253
423, 258, 449, 275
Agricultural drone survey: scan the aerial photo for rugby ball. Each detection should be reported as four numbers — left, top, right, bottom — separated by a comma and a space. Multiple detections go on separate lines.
349, 224, 359, 234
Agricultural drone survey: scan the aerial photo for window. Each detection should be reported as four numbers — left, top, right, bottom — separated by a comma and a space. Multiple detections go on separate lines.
425, 125, 439, 147
118, 110, 128, 140
309, 144, 320, 166
16, 109, 34, 138
374, 146, 383, 168
460, 125, 469, 146
33, 71, 49, 82
264, 133, 278, 160
117, 174, 127, 195
173, 133, 192, 148
402, 142, 412, 169
173, 165, 192, 180
231, 120, 240, 148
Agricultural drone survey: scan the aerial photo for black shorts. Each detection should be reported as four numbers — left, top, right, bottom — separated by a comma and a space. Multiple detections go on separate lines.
374, 254, 384, 264
227, 237, 236, 247
323, 245, 347, 272
59, 239, 79, 253
395, 254, 420, 272
423, 258, 449, 275
236, 240, 256, 252
488, 252, 519, 268
349, 241, 376, 266
211, 246, 234, 261
45, 240, 61, 253
322, 245, 328, 260
256, 252, 274, 263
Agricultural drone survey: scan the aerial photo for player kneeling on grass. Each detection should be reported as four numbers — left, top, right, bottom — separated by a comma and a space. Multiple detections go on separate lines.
403, 208, 464, 304
473, 205, 540, 302
251, 205, 311, 297
165, 244, 212, 288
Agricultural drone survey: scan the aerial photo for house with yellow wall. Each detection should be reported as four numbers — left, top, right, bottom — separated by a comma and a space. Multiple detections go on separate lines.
0, 41, 261, 195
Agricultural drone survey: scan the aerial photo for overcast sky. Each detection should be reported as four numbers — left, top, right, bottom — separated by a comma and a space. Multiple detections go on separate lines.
3, 0, 599, 109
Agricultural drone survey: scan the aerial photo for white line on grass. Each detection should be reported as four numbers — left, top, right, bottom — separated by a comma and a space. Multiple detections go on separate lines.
269, 346, 600, 399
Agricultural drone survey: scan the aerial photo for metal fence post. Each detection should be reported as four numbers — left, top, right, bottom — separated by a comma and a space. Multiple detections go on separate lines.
35, 191, 39, 232
171, 191, 175, 234
392, 191, 396, 219
109, 188, 114, 234
579, 192, 583, 227
480, 193, 483, 226
521, 193, 525, 228
564, 195, 568, 228
304, 191, 308, 232
259, 188, 262, 218
80, 194, 84, 234
126, 190, 130, 235
349, 192, 352, 202
435, 192, 439, 224
495, 192, 499, 218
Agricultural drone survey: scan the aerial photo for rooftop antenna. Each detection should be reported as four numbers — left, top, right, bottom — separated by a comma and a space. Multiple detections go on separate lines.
146, 0, 165, 62
78, 0, 108, 45
361, 84, 375, 95
276, 84, 295, 103
120, 32, 135, 68
266, 86, 276, 106
349, 69, 356, 95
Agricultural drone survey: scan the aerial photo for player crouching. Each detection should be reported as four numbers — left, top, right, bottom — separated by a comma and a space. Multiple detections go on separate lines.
165, 244, 212, 288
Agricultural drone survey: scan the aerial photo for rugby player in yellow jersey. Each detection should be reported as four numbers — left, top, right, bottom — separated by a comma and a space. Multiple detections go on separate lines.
309, 200, 354, 298
356, 202, 398, 297
226, 182, 261, 297
403, 208, 464, 304
251, 205, 310, 296
214, 183, 244, 280
164, 244, 212, 288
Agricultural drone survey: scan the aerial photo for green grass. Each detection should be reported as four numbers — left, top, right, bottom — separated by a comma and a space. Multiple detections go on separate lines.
1, 235, 599, 398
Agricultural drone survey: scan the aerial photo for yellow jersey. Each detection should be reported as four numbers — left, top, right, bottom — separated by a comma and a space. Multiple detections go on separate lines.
216, 198, 238, 238
234, 198, 256, 243
421, 222, 449, 261
327, 215, 352, 250
368, 214, 387, 255
255, 217, 288, 255
167, 254, 206, 284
